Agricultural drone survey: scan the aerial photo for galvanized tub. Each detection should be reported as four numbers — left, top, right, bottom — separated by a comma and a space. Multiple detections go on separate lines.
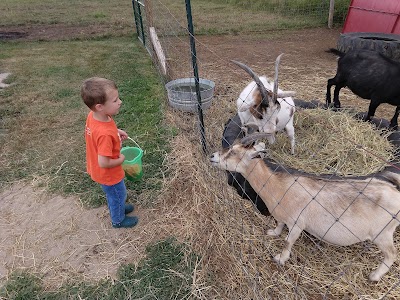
165, 78, 215, 112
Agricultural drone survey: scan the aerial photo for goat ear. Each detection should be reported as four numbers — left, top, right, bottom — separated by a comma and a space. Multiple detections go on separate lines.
249, 148, 268, 159
248, 142, 267, 159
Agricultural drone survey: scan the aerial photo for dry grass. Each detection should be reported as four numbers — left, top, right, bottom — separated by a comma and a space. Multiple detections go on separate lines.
161, 104, 400, 299
159, 35, 400, 296
269, 108, 395, 176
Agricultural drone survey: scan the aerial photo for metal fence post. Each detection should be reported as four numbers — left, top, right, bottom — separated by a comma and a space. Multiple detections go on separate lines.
132, 0, 140, 36
185, 0, 207, 154
137, 1, 146, 46
132, 0, 146, 45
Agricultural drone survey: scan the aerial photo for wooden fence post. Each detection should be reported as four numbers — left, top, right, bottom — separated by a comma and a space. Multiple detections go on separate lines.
328, 0, 335, 28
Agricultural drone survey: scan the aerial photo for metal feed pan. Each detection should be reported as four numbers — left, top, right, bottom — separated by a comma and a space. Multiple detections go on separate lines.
165, 78, 215, 112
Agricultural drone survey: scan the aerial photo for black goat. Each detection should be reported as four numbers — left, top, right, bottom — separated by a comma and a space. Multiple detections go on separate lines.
326, 48, 400, 129
222, 114, 269, 216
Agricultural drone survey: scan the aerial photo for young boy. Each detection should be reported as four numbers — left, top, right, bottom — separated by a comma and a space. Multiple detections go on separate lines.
81, 77, 138, 228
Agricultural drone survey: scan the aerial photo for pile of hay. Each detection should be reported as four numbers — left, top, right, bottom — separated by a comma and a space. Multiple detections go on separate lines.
162, 128, 400, 300
158, 97, 400, 299
268, 108, 395, 176
162, 66, 400, 299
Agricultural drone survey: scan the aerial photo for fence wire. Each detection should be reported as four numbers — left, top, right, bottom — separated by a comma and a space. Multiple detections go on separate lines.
132, 0, 400, 299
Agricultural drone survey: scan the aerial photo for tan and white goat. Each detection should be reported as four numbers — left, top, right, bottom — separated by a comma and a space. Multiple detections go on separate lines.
233, 54, 296, 154
210, 143, 400, 281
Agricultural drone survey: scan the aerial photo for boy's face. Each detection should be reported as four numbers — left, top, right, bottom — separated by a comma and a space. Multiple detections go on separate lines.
100, 88, 122, 116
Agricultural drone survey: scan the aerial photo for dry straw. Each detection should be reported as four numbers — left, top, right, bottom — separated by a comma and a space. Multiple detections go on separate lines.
161, 103, 400, 299
163, 129, 400, 299
162, 53, 399, 298
268, 108, 395, 176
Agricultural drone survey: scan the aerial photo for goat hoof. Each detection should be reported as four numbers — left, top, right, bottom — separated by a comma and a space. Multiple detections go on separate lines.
368, 271, 382, 282
267, 229, 279, 236
273, 254, 285, 266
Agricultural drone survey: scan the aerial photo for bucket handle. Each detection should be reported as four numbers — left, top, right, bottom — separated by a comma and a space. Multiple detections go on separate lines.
127, 137, 143, 151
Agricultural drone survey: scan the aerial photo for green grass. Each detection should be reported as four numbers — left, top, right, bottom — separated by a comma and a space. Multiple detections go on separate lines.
146, 0, 349, 37
0, 0, 134, 27
1, 0, 349, 38
0, 36, 173, 207
0, 238, 198, 300
199, 0, 350, 32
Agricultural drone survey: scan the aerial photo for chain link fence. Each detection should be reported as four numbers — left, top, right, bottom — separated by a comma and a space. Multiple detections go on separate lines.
132, 1, 400, 299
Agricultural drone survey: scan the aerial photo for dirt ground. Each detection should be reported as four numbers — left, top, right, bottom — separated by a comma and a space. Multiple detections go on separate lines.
0, 24, 130, 41
1, 25, 398, 292
0, 185, 149, 285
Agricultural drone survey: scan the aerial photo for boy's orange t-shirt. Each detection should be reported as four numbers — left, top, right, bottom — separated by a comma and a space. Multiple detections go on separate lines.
85, 111, 125, 185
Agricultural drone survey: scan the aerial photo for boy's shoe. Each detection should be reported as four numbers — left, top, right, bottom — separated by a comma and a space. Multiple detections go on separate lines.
112, 216, 138, 228
125, 203, 134, 214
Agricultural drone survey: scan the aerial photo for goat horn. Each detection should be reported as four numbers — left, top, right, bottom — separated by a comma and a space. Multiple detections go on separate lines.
241, 132, 273, 145
273, 53, 283, 104
231, 60, 269, 107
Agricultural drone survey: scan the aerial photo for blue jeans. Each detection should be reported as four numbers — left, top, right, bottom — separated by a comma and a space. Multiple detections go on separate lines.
100, 179, 127, 225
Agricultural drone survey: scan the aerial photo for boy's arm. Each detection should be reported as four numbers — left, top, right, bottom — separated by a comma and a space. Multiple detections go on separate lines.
118, 129, 128, 141
98, 154, 125, 168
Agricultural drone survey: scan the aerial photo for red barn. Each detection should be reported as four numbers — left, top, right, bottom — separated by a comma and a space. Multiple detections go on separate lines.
337, 0, 400, 61
342, 0, 400, 34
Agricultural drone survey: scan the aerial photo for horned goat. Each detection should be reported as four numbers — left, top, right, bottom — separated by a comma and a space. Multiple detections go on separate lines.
233, 54, 296, 154
210, 143, 400, 282
326, 48, 400, 129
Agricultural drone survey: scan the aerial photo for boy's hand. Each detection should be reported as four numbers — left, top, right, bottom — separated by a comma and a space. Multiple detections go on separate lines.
98, 153, 125, 168
118, 129, 128, 141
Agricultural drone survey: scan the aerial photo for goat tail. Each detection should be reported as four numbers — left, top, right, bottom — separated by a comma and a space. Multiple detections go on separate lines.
326, 48, 346, 57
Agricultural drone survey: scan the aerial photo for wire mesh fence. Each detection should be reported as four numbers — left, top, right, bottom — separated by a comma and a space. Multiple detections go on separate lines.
132, 0, 400, 299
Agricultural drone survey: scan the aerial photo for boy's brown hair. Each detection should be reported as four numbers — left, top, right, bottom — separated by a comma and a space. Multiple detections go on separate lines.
81, 77, 117, 109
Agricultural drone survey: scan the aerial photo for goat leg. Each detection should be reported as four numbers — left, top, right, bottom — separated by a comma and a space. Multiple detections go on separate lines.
273, 225, 302, 266
332, 84, 343, 108
284, 125, 295, 155
267, 222, 285, 236
326, 78, 334, 106
369, 232, 397, 282
365, 98, 381, 122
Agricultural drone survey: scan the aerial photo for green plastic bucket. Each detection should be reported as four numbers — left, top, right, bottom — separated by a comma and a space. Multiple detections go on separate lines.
121, 146, 143, 182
